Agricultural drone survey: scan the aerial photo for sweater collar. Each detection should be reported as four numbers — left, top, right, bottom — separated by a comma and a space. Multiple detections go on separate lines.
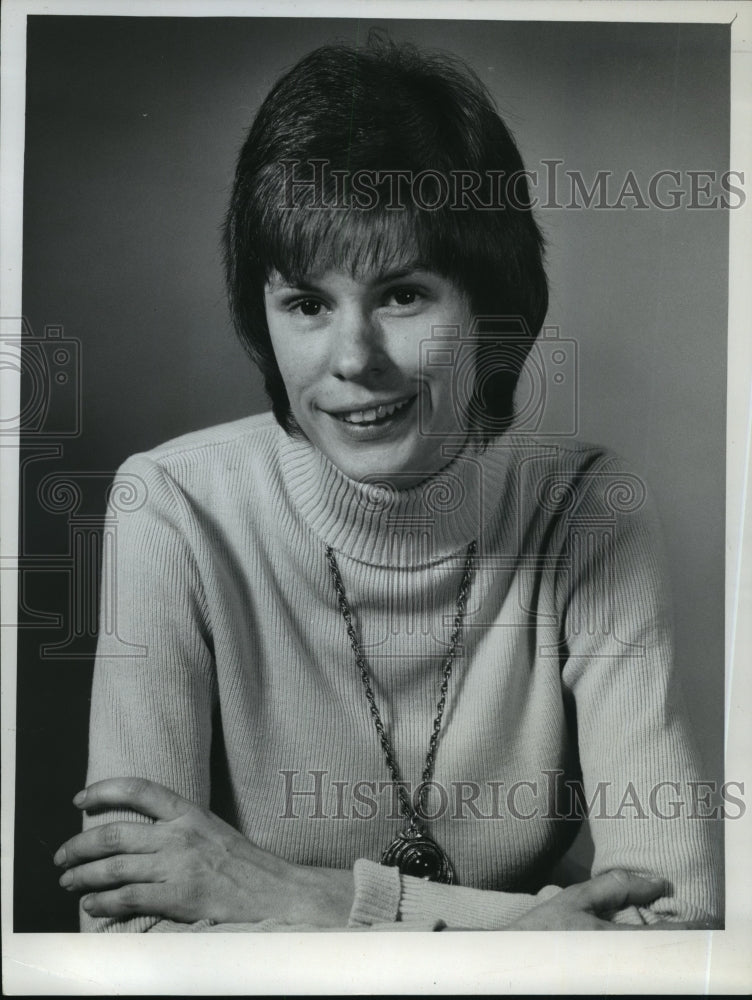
278, 429, 513, 567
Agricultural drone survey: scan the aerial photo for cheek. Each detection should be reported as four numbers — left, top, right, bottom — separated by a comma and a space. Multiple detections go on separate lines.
267, 328, 311, 400
274, 355, 321, 419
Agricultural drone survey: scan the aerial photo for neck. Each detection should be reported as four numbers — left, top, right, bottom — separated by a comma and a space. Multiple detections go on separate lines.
278, 430, 513, 567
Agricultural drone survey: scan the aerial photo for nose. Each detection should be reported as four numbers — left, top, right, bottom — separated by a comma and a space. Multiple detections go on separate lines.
329, 306, 387, 382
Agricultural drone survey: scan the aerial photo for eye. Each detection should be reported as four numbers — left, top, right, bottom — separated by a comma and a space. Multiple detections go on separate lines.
291, 298, 324, 316
386, 286, 423, 307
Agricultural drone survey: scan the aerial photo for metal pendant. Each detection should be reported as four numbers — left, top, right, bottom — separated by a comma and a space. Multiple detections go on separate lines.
381, 827, 455, 884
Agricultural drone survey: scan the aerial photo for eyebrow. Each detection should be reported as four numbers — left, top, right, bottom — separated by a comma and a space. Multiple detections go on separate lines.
265, 276, 319, 294
266, 260, 433, 292
373, 260, 432, 282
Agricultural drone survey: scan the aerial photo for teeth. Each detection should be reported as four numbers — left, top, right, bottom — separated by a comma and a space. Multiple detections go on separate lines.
340, 399, 410, 424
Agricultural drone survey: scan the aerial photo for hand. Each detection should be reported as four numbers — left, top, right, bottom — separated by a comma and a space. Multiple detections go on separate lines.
507, 870, 677, 930
54, 777, 354, 927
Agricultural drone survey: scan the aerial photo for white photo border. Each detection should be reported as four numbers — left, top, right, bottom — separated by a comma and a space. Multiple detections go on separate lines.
2, 0, 750, 994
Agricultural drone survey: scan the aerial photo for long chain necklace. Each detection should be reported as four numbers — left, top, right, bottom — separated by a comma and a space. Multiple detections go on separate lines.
325, 540, 477, 884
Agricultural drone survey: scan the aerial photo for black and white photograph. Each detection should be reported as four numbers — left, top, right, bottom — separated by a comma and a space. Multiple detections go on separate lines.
1, 0, 750, 993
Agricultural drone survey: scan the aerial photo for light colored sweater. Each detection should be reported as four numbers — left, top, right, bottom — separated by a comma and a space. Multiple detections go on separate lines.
83, 413, 722, 931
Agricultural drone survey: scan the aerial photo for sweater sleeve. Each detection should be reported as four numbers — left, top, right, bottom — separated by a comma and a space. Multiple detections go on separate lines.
556, 455, 722, 926
81, 454, 218, 933
82, 455, 381, 935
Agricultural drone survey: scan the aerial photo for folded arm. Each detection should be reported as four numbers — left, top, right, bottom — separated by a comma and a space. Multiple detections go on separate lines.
58, 777, 682, 931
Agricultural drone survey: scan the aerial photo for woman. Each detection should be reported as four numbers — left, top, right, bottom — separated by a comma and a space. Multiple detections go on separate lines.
54, 37, 721, 931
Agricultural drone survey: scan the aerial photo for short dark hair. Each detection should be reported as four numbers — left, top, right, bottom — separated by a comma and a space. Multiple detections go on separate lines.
223, 35, 548, 439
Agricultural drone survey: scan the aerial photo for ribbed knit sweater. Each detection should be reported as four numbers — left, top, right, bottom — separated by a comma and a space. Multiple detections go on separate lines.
83, 413, 722, 931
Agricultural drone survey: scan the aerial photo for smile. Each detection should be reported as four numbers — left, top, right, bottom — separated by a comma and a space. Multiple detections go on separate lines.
333, 397, 415, 426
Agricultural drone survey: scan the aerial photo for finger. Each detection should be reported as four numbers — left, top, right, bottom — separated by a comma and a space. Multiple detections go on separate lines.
577, 870, 666, 913
80, 880, 206, 922
60, 854, 163, 893
54, 821, 163, 868
73, 778, 191, 822
80, 883, 173, 920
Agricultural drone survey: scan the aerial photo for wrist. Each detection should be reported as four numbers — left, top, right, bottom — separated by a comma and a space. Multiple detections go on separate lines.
287, 863, 355, 928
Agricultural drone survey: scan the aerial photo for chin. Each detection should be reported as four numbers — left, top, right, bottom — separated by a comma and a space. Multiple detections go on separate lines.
296, 410, 452, 486
329, 446, 445, 488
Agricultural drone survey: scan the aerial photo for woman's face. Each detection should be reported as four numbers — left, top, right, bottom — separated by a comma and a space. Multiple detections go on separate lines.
264, 263, 472, 486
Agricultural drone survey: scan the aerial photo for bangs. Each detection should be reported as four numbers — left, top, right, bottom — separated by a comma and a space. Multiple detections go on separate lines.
259, 202, 429, 285
251, 164, 464, 283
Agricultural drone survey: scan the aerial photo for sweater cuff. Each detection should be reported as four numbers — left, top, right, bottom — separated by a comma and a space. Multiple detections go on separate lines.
399, 878, 563, 929
348, 859, 402, 926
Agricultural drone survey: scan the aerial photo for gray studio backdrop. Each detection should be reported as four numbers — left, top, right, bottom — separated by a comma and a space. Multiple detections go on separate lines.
17, 16, 727, 930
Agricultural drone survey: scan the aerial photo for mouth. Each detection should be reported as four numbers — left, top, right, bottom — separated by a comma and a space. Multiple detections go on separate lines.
324, 395, 418, 439
333, 397, 414, 426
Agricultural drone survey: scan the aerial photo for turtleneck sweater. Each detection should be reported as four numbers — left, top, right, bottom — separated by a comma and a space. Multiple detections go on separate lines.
82, 413, 722, 931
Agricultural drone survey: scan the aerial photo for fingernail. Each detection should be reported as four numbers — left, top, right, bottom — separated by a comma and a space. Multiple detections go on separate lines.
72, 790, 87, 807
59, 871, 72, 888
53, 847, 66, 866
81, 895, 93, 911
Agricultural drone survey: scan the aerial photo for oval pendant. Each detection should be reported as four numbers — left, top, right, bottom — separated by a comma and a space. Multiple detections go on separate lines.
381, 827, 455, 884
